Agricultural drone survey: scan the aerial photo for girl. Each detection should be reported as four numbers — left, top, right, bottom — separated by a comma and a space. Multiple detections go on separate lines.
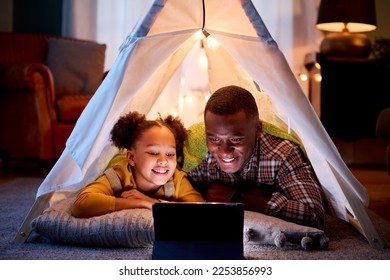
72, 111, 204, 218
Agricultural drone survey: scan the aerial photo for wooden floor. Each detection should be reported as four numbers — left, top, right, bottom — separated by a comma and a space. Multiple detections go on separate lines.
1, 159, 389, 221
349, 165, 390, 222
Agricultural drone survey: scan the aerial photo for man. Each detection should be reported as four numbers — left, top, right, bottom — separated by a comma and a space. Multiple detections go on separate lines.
187, 85, 325, 229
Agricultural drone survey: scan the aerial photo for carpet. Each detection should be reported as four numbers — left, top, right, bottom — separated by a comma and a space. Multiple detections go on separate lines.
1, 177, 390, 260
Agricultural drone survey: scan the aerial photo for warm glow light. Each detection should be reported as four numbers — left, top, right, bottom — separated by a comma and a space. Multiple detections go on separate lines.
197, 51, 208, 70
313, 73, 322, 82
202, 29, 220, 50
194, 30, 204, 41
206, 34, 220, 50
299, 73, 308, 82
316, 22, 376, 33
184, 95, 193, 103
316, 0, 377, 33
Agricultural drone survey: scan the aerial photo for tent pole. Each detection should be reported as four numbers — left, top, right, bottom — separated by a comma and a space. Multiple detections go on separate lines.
14, 193, 52, 243
345, 198, 384, 249
329, 165, 384, 249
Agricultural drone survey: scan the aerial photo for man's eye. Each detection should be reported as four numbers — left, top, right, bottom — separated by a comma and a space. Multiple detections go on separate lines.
209, 137, 220, 143
230, 138, 243, 143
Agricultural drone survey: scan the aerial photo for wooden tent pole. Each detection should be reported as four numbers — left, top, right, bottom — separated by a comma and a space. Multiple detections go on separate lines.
14, 193, 53, 243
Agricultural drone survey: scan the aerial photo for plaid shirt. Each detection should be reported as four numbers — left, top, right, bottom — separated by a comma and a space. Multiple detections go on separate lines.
188, 132, 325, 229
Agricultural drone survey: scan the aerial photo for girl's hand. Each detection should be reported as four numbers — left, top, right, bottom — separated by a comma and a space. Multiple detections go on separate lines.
121, 188, 149, 200
120, 189, 157, 209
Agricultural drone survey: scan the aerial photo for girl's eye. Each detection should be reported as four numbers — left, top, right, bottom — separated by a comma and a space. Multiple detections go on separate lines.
166, 153, 176, 157
147, 152, 159, 156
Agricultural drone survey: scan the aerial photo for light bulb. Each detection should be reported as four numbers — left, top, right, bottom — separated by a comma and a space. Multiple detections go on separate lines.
184, 95, 193, 104
197, 51, 208, 70
313, 73, 322, 82
206, 35, 219, 50
194, 30, 204, 41
298, 73, 308, 82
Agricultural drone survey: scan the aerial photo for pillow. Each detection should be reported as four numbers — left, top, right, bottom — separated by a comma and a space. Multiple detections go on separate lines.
31, 197, 154, 248
46, 38, 106, 96
182, 122, 207, 172
244, 211, 329, 250
31, 196, 328, 250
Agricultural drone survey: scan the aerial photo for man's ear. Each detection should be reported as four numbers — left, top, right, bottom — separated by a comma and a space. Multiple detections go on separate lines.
126, 150, 135, 166
256, 120, 262, 138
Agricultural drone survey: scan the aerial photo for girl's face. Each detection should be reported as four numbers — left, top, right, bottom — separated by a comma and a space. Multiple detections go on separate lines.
126, 125, 177, 193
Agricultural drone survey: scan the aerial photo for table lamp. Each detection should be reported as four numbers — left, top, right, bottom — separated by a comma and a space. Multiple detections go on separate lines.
316, 0, 377, 58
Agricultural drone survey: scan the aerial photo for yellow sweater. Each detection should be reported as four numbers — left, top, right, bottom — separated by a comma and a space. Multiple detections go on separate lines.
72, 159, 204, 218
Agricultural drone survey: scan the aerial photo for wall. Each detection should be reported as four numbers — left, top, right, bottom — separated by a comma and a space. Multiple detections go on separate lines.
0, 0, 12, 32
0, 0, 62, 35
369, 0, 390, 40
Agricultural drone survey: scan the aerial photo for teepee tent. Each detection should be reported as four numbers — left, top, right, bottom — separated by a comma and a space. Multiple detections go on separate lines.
15, 0, 383, 249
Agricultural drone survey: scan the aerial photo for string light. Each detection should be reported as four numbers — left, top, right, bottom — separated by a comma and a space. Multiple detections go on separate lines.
197, 50, 208, 70
298, 72, 308, 82
202, 30, 220, 50
184, 95, 193, 104
313, 73, 322, 82
194, 30, 204, 41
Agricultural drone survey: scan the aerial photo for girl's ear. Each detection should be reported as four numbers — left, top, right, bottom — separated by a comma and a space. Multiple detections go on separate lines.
126, 150, 135, 166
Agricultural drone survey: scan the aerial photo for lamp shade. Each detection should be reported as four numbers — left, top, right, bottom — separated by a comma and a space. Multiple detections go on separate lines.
316, 0, 377, 33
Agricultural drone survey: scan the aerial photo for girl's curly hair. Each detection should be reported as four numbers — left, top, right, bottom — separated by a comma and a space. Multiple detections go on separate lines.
110, 111, 188, 160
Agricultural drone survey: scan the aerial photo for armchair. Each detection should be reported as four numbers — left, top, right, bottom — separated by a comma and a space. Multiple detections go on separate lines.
0, 32, 106, 169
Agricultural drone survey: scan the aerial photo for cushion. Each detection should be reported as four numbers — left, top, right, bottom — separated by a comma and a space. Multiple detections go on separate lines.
244, 211, 329, 250
31, 196, 328, 250
31, 197, 154, 248
56, 94, 92, 122
182, 122, 207, 172
46, 38, 106, 96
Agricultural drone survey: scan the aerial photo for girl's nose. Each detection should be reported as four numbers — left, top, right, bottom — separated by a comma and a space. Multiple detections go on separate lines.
157, 157, 168, 165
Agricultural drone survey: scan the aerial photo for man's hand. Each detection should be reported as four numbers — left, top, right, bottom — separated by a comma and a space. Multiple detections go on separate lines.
206, 183, 274, 213
206, 183, 235, 202
242, 187, 273, 212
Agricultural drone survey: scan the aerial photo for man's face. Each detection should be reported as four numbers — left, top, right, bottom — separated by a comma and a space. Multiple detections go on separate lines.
204, 110, 259, 173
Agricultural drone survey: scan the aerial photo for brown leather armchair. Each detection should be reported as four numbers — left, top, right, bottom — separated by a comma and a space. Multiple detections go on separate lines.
0, 32, 106, 169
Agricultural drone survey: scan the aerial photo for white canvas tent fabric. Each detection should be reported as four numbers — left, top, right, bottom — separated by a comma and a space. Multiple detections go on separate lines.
16, 0, 383, 249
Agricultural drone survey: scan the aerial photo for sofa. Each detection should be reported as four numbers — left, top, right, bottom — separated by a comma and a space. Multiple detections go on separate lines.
0, 32, 106, 169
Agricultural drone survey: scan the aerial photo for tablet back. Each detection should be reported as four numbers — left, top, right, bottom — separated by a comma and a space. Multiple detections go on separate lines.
152, 202, 244, 260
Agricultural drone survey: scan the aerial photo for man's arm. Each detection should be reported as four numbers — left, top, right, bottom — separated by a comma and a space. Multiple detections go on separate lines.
206, 183, 272, 213
267, 146, 325, 229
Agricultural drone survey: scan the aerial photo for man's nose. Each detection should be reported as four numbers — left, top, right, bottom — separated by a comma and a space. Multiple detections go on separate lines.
219, 141, 234, 153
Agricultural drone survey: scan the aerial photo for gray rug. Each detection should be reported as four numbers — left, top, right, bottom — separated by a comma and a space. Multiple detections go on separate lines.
1, 177, 390, 260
